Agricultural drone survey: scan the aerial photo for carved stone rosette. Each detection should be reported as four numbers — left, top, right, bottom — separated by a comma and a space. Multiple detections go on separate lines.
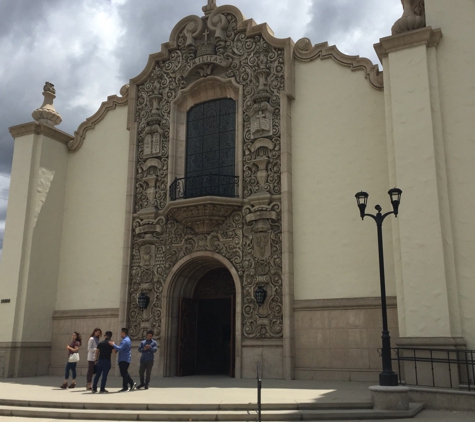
128, 6, 285, 341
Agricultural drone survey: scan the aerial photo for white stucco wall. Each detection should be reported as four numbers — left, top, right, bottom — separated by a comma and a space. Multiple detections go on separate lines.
55, 105, 129, 311
292, 58, 393, 301
0, 131, 69, 342
426, 1, 475, 348
0, 133, 36, 341
23, 139, 69, 340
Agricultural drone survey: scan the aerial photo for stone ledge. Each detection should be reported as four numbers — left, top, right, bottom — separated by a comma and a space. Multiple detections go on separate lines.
294, 296, 397, 310
374, 26, 442, 61
52, 308, 119, 320
9, 122, 73, 145
396, 336, 466, 349
0, 342, 51, 349
369, 385, 410, 410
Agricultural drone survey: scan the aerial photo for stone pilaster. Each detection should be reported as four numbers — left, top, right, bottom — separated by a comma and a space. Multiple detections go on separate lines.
375, 28, 463, 344
0, 84, 73, 377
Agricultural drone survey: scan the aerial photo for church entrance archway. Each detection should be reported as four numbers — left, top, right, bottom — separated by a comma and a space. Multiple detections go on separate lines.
177, 268, 235, 376
160, 253, 242, 378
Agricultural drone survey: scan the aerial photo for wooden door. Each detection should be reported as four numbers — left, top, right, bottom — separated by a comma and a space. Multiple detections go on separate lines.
229, 294, 235, 377
177, 297, 198, 376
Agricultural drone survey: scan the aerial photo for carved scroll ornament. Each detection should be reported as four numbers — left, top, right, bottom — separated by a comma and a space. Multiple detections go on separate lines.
128, 6, 286, 341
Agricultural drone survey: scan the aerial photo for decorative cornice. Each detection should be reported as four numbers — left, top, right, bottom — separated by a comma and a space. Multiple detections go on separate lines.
374, 26, 442, 62
294, 38, 383, 91
293, 296, 397, 311
68, 84, 129, 152
131, 5, 294, 87
9, 121, 73, 145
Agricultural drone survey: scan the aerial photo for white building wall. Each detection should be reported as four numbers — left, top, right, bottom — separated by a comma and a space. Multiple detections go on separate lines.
55, 105, 130, 311
292, 58, 393, 301
426, 0, 475, 349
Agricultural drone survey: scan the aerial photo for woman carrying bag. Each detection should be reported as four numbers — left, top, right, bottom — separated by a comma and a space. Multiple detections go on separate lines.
60, 331, 82, 389
86, 328, 102, 390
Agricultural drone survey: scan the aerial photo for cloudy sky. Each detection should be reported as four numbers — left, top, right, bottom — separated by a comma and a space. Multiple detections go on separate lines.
0, 0, 403, 259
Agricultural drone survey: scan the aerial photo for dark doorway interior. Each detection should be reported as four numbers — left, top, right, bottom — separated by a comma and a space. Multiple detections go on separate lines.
177, 268, 235, 377
196, 298, 231, 375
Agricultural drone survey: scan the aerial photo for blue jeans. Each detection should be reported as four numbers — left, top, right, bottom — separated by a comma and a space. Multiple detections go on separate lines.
93, 359, 111, 391
64, 362, 77, 380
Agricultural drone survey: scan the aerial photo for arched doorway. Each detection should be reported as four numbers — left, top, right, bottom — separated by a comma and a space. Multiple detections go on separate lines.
160, 253, 242, 378
177, 268, 235, 376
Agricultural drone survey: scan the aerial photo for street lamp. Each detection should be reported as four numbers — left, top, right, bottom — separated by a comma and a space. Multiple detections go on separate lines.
354, 188, 402, 386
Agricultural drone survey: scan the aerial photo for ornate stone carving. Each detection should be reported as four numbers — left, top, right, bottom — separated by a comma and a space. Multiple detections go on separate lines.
250, 104, 273, 139
32, 82, 62, 127
392, 0, 426, 35
242, 203, 283, 338
168, 203, 241, 234
129, 6, 285, 340
202, 0, 217, 16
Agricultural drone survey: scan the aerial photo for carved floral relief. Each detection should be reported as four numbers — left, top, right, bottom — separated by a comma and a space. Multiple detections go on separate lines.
128, 9, 285, 341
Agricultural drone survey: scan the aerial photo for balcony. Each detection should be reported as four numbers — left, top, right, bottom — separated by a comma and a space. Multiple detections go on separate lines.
169, 174, 239, 201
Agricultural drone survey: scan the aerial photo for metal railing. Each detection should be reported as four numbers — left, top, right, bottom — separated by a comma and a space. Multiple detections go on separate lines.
393, 347, 475, 391
169, 174, 239, 201
257, 362, 262, 422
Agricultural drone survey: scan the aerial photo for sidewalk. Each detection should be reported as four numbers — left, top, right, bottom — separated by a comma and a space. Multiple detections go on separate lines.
0, 375, 473, 421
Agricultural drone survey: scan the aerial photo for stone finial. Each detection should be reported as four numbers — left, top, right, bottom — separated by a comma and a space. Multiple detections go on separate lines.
391, 0, 426, 35
202, 0, 217, 16
31, 82, 62, 127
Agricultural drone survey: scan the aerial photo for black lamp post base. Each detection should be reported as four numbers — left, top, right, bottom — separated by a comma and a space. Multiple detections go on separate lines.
379, 372, 399, 386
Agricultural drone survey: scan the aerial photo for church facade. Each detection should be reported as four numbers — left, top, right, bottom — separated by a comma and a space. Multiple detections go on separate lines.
1, 1, 474, 382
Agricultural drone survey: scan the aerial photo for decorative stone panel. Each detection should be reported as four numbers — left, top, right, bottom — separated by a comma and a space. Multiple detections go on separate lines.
128, 5, 291, 342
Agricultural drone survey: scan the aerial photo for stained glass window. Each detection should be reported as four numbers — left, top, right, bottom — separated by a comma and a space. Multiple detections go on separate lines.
185, 98, 236, 198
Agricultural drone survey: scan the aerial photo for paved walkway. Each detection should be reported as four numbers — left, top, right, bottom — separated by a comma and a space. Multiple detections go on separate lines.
0, 375, 473, 421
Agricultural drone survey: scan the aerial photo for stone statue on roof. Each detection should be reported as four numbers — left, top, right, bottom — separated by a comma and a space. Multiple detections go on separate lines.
392, 0, 426, 35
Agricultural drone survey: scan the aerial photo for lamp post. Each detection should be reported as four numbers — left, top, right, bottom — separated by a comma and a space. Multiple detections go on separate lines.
355, 188, 402, 387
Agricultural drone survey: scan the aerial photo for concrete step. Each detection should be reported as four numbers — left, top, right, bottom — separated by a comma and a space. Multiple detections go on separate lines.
0, 398, 373, 411
0, 403, 424, 420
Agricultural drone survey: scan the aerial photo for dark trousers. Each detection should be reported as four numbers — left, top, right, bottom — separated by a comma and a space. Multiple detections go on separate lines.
118, 361, 134, 390
93, 359, 111, 391
139, 360, 154, 386
86, 360, 95, 384
64, 362, 77, 380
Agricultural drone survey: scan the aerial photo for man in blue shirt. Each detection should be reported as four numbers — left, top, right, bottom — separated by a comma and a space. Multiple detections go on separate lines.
109, 327, 136, 392
137, 329, 158, 390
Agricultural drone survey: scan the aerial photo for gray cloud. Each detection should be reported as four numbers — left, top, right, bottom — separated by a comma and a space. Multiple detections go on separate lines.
305, 0, 402, 65
0, 0, 401, 258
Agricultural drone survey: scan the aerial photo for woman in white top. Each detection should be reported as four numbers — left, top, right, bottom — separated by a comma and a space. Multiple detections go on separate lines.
86, 328, 102, 390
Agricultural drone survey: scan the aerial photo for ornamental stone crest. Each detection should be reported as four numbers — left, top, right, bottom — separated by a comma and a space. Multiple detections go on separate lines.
128, 4, 287, 341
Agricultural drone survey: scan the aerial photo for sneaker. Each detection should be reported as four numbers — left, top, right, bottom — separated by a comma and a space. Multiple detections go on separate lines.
92, 389, 97, 393
129, 382, 136, 391
99, 389, 109, 393
136, 384, 145, 390
117, 388, 128, 392
144, 385, 149, 390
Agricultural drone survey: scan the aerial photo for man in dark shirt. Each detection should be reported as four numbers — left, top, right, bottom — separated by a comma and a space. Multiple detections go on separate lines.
137, 329, 158, 389
92, 331, 114, 393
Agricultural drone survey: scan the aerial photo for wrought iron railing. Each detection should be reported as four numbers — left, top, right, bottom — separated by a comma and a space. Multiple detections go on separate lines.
169, 174, 239, 201
392, 347, 475, 391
